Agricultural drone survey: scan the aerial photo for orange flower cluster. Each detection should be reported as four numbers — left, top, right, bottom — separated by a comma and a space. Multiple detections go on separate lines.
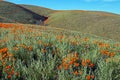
84, 37, 89, 42
4, 65, 19, 79
73, 70, 83, 76
0, 23, 15, 28
71, 41, 79, 45
73, 70, 79, 75
93, 41, 110, 48
58, 52, 79, 70
58, 52, 95, 77
86, 75, 95, 80
58, 52, 84, 76
0, 47, 19, 79
0, 23, 25, 35
0, 47, 8, 54
56, 34, 64, 42
100, 50, 115, 57
98, 42, 110, 48
82, 59, 94, 67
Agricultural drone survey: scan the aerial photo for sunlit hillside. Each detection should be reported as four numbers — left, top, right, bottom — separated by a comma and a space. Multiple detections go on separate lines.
46, 11, 120, 41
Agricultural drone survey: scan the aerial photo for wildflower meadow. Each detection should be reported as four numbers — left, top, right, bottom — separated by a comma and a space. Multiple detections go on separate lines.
0, 23, 120, 80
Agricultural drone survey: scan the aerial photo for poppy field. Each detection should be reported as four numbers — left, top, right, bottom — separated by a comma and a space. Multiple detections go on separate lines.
0, 23, 120, 80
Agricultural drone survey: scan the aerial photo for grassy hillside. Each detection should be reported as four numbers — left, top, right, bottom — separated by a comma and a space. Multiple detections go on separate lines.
0, 1, 46, 24
20, 5, 55, 17
0, 23, 120, 80
46, 11, 120, 41
18, 5, 120, 41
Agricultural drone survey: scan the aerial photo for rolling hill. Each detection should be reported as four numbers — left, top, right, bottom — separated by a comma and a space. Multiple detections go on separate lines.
0, 1, 47, 24
46, 11, 120, 41
17, 5, 120, 41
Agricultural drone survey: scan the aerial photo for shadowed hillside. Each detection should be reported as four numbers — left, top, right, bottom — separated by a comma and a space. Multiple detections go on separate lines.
0, 1, 47, 24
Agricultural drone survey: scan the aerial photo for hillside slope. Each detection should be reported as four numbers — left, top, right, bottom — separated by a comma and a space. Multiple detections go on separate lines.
0, 1, 46, 24
46, 11, 120, 41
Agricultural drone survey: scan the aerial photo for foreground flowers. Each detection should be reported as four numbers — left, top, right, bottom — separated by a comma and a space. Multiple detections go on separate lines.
0, 23, 119, 80
0, 47, 19, 79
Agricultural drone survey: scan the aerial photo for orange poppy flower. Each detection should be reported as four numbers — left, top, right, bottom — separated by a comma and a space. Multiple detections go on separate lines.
75, 63, 79, 67
109, 52, 115, 57
73, 71, 78, 75
11, 70, 14, 74
74, 52, 78, 57
63, 64, 69, 70
6, 66, 11, 69
58, 65, 62, 70
28, 46, 33, 51
89, 63, 94, 67
86, 59, 91, 63
69, 61, 74, 65
79, 70, 82, 75
91, 75, 95, 79
71, 58, 76, 62
0, 48, 8, 53
7, 75, 11, 79
84, 37, 89, 41
86, 75, 91, 80
82, 60, 87, 66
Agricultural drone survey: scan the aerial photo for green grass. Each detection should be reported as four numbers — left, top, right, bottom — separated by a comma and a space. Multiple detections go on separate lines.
0, 23, 120, 80
0, 1, 45, 24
